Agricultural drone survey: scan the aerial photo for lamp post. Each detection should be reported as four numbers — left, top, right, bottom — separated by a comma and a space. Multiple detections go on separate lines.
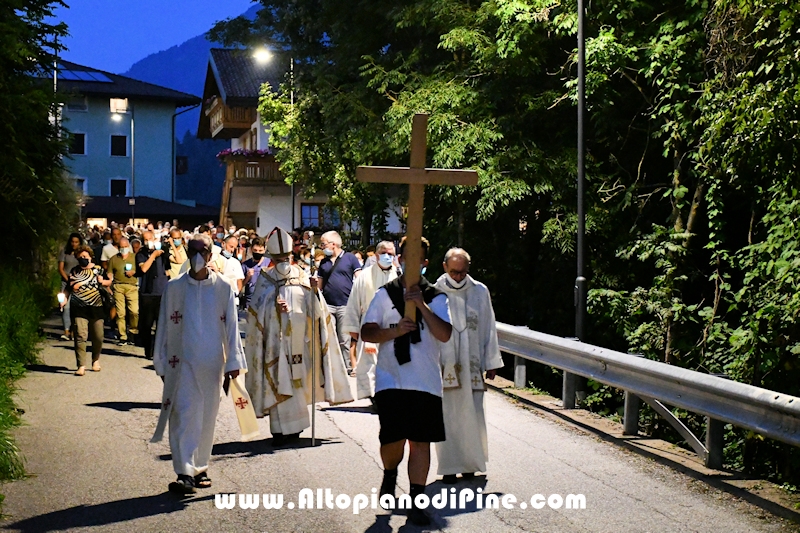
112, 101, 134, 199
565, 0, 588, 409
254, 48, 295, 230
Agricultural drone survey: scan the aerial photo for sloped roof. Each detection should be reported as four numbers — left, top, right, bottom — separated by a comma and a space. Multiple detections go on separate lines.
55, 60, 200, 107
208, 48, 285, 108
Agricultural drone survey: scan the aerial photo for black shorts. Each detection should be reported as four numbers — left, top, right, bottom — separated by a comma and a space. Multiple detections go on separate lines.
375, 389, 445, 445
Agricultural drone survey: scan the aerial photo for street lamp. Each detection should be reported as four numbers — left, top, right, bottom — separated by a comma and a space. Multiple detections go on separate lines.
252, 47, 296, 229
111, 97, 134, 216
565, 0, 588, 410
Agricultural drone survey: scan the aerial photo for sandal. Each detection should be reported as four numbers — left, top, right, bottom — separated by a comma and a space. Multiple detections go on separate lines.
74, 367, 85, 376
92, 361, 101, 372
169, 474, 196, 495
194, 472, 212, 488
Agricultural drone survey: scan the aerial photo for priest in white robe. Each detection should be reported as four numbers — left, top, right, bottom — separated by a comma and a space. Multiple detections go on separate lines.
151, 234, 247, 495
245, 227, 353, 446
342, 240, 399, 400
434, 248, 503, 483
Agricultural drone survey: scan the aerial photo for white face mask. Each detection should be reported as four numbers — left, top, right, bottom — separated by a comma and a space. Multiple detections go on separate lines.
445, 273, 468, 289
120, 247, 132, 255
275, 261, 291, 277
147, 241, 154, 250
378, 253, 394, 269
190, 254, 206, 273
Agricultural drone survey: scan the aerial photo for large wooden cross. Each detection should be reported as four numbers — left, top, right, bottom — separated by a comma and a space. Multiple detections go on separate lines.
356, 113, 478, 320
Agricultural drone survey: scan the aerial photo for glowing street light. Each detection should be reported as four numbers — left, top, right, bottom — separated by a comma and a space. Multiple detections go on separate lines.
253, 48, 272, 64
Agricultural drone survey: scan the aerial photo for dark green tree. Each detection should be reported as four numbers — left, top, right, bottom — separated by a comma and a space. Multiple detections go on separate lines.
0, 0, 76, 267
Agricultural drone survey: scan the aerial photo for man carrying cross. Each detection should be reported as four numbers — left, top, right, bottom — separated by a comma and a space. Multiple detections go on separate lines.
150, 233, 248, 495
356, 113, 477, 525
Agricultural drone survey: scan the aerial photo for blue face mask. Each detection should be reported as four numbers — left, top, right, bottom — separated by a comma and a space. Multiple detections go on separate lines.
399, 262, 426, 275
221, 250, 232, 259
173, 239, 182, 246
378, 253, 394, 268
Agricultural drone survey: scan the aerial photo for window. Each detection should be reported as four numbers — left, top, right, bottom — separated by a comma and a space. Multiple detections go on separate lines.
66, 96, 87, 112
301, 204, 321, 227
109, 98, 129, 113
301, 204, 341, 228
68, 133, 86, 155
73, 178, 86, 194
110, 179, 127, 197
110, 135, 127, 156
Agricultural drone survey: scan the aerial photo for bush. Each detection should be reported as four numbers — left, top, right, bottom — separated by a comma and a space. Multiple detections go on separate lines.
0, 265, 53, 485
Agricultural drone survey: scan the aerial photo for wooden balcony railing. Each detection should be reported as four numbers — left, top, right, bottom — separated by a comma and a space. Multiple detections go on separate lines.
206, 97, 257, 139
225, 156, 282, 183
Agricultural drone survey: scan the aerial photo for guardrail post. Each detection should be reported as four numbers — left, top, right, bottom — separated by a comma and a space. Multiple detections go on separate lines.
623, 353, 644, 435
562, 372, 577, 409
705, 373, 729, 469
562, 337, 580, 408
514, 356, 527, 388
623, 391, 640, 435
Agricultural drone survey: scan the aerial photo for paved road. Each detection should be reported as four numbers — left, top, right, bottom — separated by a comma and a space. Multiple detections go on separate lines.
0, 318, 794, 532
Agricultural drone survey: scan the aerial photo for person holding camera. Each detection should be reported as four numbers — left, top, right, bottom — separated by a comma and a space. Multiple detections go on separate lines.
136, 230, 169, 360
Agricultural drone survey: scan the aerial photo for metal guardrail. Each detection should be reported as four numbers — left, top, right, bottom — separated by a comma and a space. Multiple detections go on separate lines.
497, 323, 800, 468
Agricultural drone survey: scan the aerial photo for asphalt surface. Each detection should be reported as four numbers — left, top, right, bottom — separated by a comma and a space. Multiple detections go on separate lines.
0, 317, 795, 532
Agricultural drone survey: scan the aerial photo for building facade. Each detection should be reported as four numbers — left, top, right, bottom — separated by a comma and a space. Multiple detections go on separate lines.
198, 49, 404, 240
56, 61, 213, 227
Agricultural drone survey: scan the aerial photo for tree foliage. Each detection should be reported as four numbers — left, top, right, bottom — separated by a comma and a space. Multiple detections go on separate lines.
0, 0, 76, 266
211, 0, 800, 481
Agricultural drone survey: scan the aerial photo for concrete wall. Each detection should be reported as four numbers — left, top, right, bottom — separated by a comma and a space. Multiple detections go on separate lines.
62, 96, 176, 201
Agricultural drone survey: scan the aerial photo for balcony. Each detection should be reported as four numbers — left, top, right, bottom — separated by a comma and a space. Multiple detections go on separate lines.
205, 97, 257, 139
225, 156, 283, 184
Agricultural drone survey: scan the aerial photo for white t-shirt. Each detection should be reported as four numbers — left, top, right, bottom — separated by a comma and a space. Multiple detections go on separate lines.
100, 243, 119, 262
222, 256, 245, 294
363, 287, 451, 397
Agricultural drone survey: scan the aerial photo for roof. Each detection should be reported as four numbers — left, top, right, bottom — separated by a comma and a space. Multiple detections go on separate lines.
53, 60, 200, 107
208, 48, 285, 108
83, 196, 217, 217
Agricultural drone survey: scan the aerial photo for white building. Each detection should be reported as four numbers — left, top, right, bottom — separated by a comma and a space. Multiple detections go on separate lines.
197, 48, 402, 241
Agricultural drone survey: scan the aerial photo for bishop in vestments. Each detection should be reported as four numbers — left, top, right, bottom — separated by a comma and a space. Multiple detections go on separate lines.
245, 227, 353, 446
151, 234, 247, 495
342, 240, 399, 400
434, 248, 503, 483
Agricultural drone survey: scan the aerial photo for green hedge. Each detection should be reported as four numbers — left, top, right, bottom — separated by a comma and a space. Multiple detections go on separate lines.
0, 265, 53, 500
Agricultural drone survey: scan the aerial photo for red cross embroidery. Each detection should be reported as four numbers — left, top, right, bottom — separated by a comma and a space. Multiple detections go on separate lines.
163, 399, 171, 409
170, 311, 182, 324
168, 356, 180, 368
235, 397, 248, 410
220, 314, 226, 323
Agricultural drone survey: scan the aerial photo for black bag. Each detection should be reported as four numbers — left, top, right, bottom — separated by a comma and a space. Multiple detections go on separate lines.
99, 287, 114, 316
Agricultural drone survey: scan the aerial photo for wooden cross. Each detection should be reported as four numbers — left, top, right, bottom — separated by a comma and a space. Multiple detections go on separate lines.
170, 311, 182, 324
356, 114, 478, 320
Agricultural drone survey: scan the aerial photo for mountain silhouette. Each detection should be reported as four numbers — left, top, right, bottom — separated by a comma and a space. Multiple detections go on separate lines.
122, 5, 260, 208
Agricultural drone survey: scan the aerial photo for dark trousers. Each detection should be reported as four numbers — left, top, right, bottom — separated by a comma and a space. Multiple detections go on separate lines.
138, 294, 161, 358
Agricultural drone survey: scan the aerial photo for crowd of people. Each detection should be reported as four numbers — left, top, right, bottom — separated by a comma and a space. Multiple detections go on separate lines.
57, 220, 503, 526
